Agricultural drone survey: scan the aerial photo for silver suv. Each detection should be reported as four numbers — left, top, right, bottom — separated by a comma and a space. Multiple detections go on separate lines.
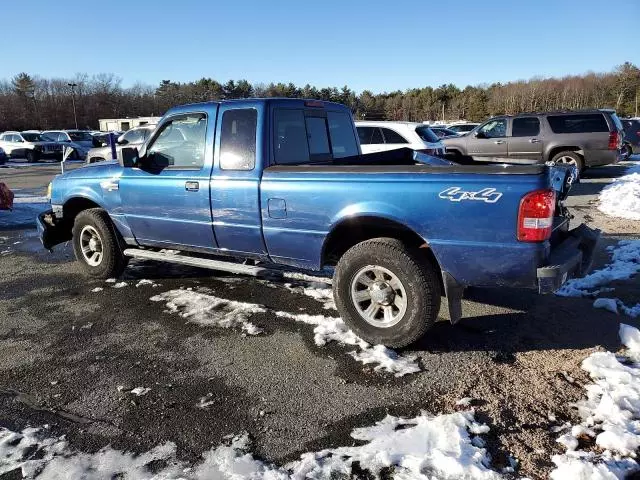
87, 125, 155, 164
0, 131, 64, 163
442, 109, 624, 171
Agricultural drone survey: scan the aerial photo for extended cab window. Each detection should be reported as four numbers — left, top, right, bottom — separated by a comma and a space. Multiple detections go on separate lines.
547, 114, 608, 133
512, 117, 540, 137
147, 114, 206, 169
274, 109, 311, 164
220, 108, 257, 170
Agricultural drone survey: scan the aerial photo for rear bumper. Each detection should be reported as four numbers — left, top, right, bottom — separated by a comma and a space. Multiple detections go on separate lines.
536, 223, 600, 293
37, 210, 71, 250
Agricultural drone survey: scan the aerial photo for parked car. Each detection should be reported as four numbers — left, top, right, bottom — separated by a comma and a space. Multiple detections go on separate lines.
0, 131, 64, 162
356, 121, 446, 156
442, 110, 624, 171
621, 118, 640, 158
86, 125, 155, 163
0, 147, 7, 165
445, 123, 480, 134
38, 98, 598, 348
42, 130, 94, 160
429, 126, 460, 139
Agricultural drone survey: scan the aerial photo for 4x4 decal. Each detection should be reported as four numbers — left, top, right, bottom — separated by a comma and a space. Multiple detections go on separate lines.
438, 187, 503, 203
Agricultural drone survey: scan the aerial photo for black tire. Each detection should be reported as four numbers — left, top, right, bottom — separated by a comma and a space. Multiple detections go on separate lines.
621, 143, 632, 160
333, 237, 441, 348
72, 208, 127, 279
551, 150, 584, 172
26, 150, 37, 163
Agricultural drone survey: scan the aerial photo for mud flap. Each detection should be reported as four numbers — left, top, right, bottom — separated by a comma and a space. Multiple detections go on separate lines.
37, 210, 71, 250
442, 271, 464, 324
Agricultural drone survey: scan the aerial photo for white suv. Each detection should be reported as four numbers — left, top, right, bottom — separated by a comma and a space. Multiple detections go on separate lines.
0, 131, 64, 162
355, 121, 445, 156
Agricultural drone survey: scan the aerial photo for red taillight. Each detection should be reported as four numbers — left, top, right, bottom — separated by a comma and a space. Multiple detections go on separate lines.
517, 189, 556, 242
608, 131, 619, 150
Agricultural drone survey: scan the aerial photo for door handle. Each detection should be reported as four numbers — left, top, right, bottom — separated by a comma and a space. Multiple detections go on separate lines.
185, 181, 199, 192
493, 140, 505, 145
529, 138, 541, 143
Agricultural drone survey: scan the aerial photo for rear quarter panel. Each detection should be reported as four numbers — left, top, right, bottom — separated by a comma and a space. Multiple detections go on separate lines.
261, 169, 551, 287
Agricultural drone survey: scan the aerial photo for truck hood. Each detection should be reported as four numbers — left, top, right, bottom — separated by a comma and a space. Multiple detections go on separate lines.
59, 160, 120, 179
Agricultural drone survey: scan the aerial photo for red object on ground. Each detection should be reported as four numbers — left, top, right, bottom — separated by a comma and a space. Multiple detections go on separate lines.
0, 183, 14, 210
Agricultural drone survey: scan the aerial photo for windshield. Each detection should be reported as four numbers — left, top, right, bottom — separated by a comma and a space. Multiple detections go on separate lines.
41, 133, 58, 141
68, 131, 93, 141
21, 133, 44, 142
415, 126, 440, 143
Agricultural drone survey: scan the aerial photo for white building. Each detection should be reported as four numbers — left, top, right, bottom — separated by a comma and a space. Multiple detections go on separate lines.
98, 116, 161, 132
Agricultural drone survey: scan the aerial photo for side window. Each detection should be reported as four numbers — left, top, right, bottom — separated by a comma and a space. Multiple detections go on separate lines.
547, 114, 608, 134
327, 112, 358, 158
357, 127, 383, 145
147, 114, 206, 169
381, 128, 408, 144
479, 119, 507, 138
512, 117, 540, 137
274, 109, 310, 164
220, 108, 257, 170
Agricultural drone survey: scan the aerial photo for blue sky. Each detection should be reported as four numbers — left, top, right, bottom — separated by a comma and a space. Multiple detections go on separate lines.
3, 0, 638, 93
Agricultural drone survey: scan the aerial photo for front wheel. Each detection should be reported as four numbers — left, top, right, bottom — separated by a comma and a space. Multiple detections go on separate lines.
72, 208, 127, 278
26, 150, 37, 163
333, 238, 441, 348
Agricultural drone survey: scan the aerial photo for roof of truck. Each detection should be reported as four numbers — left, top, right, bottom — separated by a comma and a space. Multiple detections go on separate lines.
165, 98, 351, 116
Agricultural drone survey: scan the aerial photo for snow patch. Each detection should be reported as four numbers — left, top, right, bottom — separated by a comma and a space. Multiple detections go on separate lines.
90, 287, 103, 293
550, 324, 640, 479
598, 164, 640, 220
130, 387, 150, 396
112, 281, 128, 288
0, 411, 499, 479
150, 288, 264, 335
0, 195, 48, 228
135, 279, 159, 287
275, 311, 420, 377
557, 240, 640, 297
593, 297, 640, 318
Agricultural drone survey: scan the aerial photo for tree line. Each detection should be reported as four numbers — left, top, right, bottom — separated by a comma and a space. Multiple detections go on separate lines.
0, 62, 638, 132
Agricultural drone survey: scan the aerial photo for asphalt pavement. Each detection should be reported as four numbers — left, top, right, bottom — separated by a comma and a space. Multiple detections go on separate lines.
0, 159, 638, 479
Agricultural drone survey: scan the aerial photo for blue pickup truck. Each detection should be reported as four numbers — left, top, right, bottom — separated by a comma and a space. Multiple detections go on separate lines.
38, 98, 599, 347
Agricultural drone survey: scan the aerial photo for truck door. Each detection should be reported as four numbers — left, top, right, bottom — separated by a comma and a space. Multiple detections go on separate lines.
209, 103, 268, 257
467, 118, 508, 161
507, 117, 543, 162
118, 111, 218, 250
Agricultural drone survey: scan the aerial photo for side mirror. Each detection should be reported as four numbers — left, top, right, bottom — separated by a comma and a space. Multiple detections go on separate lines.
119, 147, 138, 168
474, 131, 487, 139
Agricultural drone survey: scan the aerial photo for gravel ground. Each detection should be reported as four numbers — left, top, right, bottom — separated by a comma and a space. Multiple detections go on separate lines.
0, 160, 638, 479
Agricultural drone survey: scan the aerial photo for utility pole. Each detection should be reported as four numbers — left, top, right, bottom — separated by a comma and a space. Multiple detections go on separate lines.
68, 83, 78, 129
441, 102, 445, 122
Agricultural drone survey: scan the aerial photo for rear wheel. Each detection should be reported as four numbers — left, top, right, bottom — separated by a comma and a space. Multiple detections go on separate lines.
333, 237, 441, 348
551, 150, 584, 172
72, 208, 127, 279
621, 143, 632, 159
